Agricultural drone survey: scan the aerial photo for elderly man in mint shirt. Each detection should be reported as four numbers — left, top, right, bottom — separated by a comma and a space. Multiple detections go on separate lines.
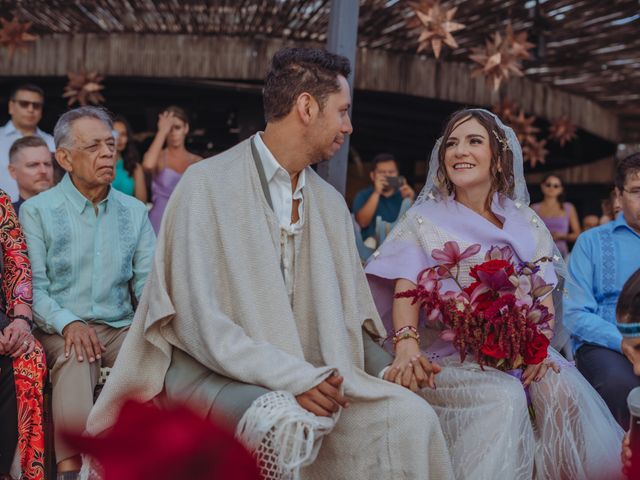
20, 106, 155, 480
564, 153, 640, 428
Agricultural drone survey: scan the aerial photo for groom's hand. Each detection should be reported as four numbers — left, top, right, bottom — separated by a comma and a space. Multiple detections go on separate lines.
296, 375, 349, 417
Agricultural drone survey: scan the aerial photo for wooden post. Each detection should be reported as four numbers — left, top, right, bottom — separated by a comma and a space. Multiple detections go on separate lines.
318, 0, 360, 195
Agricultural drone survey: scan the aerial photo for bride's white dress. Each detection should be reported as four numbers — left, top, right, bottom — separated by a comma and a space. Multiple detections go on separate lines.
423, 349, 622, 479
366, 197, 624, 480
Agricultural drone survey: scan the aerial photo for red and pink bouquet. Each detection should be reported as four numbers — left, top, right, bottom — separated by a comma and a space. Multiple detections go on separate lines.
395, 241, 554, 371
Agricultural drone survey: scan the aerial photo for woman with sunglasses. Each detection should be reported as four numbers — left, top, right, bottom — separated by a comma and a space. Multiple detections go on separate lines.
531, 175, 581, 258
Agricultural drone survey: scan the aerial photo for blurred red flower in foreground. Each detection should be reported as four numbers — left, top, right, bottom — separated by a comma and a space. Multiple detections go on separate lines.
64, 400, 261, 480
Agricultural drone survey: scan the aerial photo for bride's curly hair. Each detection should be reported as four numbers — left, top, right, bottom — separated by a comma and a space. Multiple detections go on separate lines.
436, 109, 515, 210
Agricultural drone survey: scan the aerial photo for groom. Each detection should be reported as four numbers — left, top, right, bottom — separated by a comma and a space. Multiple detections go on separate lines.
86, 47, 452, 479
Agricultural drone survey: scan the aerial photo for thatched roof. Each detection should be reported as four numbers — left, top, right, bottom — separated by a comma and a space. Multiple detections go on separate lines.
1, 0, 638, 139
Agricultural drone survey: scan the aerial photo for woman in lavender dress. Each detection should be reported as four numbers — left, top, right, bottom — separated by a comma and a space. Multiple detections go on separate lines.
365, 109, 623, 480
531, 175, 581, 258
143, 106, 201, 233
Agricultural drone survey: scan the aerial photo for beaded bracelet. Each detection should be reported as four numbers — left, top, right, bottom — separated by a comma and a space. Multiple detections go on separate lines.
11, 314, 32, 324
385, 325, 420, 346
392, 331, 420, 349
393, 325, 418, 337
391, 325, 420, 350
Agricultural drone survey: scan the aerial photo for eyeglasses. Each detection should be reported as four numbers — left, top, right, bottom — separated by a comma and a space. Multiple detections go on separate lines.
544, 182, 562, 188
622, 188, 640, 199
12, 99, 43, 111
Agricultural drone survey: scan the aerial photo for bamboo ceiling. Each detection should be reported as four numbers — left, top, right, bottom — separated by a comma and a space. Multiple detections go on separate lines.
2, 0, 639, 119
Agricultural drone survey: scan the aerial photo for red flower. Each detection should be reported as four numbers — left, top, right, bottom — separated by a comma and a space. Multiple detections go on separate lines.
523, 332, 549, 365
470, 259, 514, 281
480, 332, 509, 359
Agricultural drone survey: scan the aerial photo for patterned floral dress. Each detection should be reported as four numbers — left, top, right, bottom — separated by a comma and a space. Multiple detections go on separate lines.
0, 191, 46, 480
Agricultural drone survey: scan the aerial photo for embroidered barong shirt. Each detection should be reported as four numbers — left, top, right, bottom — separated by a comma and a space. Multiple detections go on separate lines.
564, 214, 640, 353
20, 174, 156, 335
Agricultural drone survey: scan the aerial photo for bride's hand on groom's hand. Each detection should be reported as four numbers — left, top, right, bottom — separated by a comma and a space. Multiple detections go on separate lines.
522, 360, 560, 386
384, 343, 440, 392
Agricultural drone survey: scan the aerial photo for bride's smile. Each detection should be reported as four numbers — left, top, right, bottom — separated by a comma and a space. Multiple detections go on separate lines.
444, 117, 492, 193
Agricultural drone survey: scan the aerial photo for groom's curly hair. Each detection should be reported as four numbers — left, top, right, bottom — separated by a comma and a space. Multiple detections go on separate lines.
263, 47, 351, 122
437, 109, 515, 210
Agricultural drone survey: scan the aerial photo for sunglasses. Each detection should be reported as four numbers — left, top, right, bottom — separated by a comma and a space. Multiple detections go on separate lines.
544, 182, 562, 188
12, 99, 43, 110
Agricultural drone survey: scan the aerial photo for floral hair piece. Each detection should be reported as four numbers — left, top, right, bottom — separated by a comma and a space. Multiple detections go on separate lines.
492, 129, 510, 152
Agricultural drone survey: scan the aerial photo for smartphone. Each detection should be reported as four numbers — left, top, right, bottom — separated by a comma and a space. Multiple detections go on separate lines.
385, 176, 406, 190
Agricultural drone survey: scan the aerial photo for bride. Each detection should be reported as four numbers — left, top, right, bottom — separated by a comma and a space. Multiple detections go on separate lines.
365, 108, 623, 479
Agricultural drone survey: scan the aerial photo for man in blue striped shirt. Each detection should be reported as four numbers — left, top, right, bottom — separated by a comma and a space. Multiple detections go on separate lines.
20, 106, 156, 480
564, 153, 640, 427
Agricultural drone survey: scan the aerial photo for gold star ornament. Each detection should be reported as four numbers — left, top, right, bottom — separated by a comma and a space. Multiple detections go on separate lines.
411, 1, 465, 59
63, 71, 106, 106
0, 15, 38, 60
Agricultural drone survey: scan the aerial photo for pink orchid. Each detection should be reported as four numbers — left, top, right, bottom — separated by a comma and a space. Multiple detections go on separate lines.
529, 274, 554, 300
440, 329, 456, 342
515, 276, 533, 306
425, 307, 443, 326
432, 241, 481, 268
417, 268, 441, 293
484, 245, 515, 262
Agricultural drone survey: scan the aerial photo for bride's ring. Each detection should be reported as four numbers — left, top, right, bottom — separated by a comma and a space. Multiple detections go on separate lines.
22, 340, 29, 347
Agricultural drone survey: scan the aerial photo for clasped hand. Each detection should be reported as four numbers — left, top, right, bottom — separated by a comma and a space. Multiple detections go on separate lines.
296, 374, 349, 417
0, 318, 35, 357
384, 341, 440, 392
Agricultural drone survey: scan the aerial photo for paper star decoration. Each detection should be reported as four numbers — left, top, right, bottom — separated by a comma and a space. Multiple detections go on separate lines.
505, 23, 535, 61
522, 137, 548, 168
494, 103, 548, 167
469, 24, 534, 91
410, 1, 465, 59
0, 15, 38, 60
548, 116, 577, 147
510, 109, 540, 147
63, 71, 106, 106
492, 99, 520, 124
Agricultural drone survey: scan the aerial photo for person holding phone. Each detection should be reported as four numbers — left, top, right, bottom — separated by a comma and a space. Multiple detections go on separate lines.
353, 153, 415, 244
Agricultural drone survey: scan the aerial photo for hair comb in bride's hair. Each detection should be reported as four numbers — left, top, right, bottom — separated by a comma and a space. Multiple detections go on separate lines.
492, 130, 510, 152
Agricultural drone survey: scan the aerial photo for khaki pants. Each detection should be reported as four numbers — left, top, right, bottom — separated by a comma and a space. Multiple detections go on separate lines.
35, 323, 128, 462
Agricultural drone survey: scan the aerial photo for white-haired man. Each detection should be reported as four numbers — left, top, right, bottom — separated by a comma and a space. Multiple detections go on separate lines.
20, 106, 156, 479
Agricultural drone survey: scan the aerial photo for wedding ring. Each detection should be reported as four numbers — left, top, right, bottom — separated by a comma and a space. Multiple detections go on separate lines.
22, 340, 29, 347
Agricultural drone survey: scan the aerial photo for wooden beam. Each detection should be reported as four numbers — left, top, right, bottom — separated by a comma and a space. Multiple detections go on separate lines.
318, 0, 360, 195
0, 33, 621, 142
